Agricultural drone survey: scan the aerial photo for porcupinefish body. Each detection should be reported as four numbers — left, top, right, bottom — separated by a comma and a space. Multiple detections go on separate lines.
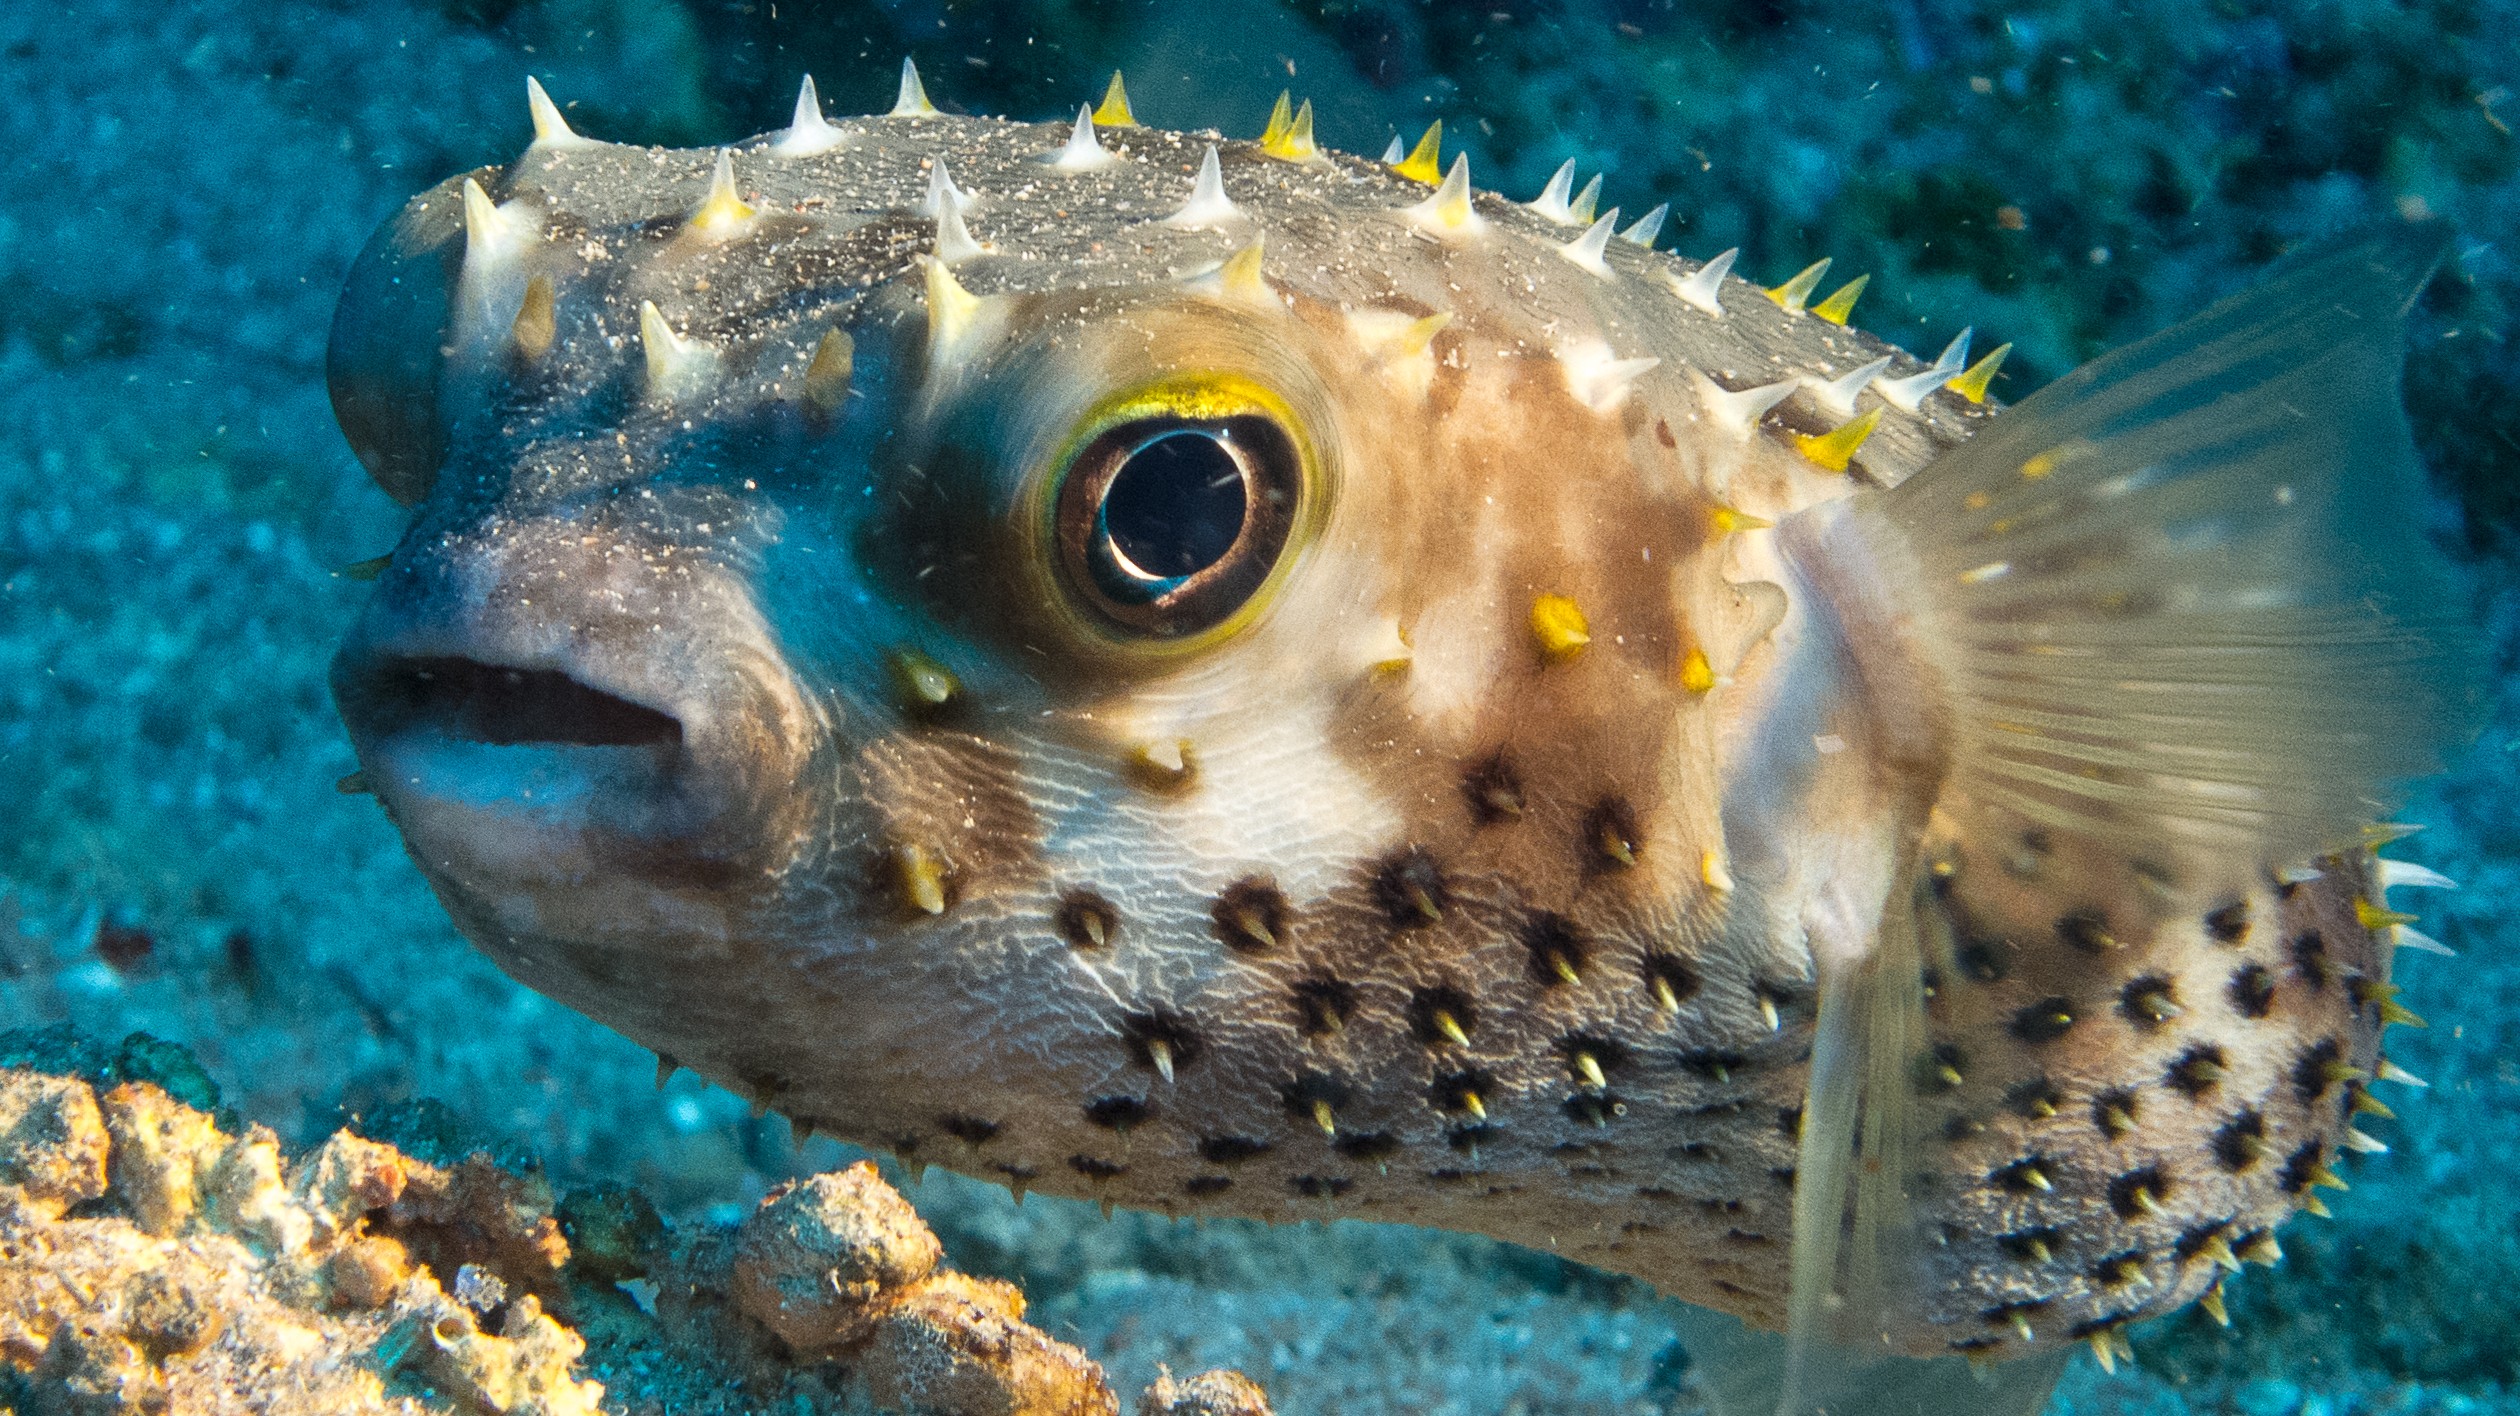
326, 72, 2482, 1412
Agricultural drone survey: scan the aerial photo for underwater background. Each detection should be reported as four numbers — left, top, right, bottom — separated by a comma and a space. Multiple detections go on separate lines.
2, 0, 2514, 1410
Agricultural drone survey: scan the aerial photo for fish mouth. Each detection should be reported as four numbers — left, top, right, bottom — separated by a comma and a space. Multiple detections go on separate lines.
353, 655, 689, 752
330, 569, 815, 913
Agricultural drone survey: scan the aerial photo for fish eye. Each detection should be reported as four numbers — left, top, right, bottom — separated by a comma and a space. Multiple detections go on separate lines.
1050, 379, 1309, 643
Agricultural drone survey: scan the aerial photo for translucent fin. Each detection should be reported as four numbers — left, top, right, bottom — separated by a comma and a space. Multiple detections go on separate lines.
1668, 1302, 2069, 1416
1835, 225, 2481, 896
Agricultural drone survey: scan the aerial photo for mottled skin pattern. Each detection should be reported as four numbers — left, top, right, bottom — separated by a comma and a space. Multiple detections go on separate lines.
326, 94, 2421, 1363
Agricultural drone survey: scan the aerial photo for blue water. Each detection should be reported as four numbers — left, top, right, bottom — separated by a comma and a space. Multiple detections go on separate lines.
1, 2, 2513, 1411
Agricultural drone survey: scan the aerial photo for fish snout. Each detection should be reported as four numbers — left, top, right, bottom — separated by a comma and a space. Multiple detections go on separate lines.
330, 522, 818, 910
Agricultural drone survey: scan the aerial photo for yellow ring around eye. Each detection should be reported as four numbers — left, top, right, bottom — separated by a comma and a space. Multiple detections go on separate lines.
1032, 372, 1322, 655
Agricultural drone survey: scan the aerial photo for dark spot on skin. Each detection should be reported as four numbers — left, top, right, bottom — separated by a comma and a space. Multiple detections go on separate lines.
1291, 1175, 1352, 1198
1722, 1228, 1771, 1247
1407, 986, 1480, 1047
1557, 1034, 1630, 1084
2068, 1314, 2143, 1341
1582, 797, 1642, 870
2229, 962, 2278, 1019
938, 1114, 1001, 1146
1083, 1096, 1151, 1131
2091, 1251, 2148, 1287
1430, 1069, 1495, 1116
2278, 1139, 2327, 1194
1981, 1299, 2047, 1330
1521, 914, 1590, 987
2214, 1111, 2268, 1172
2006, 1076, 2064, 1120
1642, 954, 1701, 1009
2174, 1220, 2235, 1264
1655, 418, 1677, 448
1054, 891, 1119, 950
992, 1162, 1039, 1183
1447, 1124, 1503, 1152
1956, 935, 2016, 983
1920, 1043, 1968, 1094
1944, 1114, 1986, 1143
2119, 975, 2181, 1029
1292, 977, 1358, 1037
1460, 753, 1525, 824
1636, 1186, 1679, 1201
2010, 996, 2077, 1043
1211, 876, 1290, 952
1121, 1011, 1204, 1075
1776, 1105, 1804, 1140
2292, 1037, 2348, 1101
1197, 1135, 1271, 1165
2107, 1166, 2171, 1219
1563, 1092, 1627, 1127
1183, 1175, 1233, 1196
1280, 1071, 1352, 1122
1949, 1336, 2004, 1354
2205, 901, 2251, 944
1680, 1050, 1749, 1083
2168, 1045, 2227, 1098
1370, 846, 1449, 926
1998, 1227, 2065, 1263
2056, 912, 2117, 953
2092, 1088, 2139, 1139
2290, 930, 2333, 989
1335, 1132, 1402, 1162
1674, 1140, 1718, 1160
1992, 1157, 2055, 1194
1068, 1155, 1126, 1180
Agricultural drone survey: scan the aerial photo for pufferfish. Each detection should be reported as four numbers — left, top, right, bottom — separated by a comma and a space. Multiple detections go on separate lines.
325, 65, 2483, 1414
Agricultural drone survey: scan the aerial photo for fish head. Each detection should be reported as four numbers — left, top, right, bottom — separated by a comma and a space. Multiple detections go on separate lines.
325, 130, 1766, 1159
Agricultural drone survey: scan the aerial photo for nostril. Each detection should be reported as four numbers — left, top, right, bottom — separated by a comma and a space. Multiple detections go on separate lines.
373, 656, 684, 748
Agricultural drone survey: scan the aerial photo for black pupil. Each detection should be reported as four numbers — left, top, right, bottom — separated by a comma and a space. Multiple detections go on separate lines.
1102, 431, 1248, 581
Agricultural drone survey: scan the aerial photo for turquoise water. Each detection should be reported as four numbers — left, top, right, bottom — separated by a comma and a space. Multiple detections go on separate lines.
1, 2, 2513, 1411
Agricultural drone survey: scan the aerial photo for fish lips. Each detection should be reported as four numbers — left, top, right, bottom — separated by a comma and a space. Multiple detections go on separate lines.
330, 564, 818, 916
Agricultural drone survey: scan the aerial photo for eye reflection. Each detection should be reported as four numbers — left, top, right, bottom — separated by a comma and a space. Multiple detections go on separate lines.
1097, 430, 1250, 598
1053, 409, 1303, 642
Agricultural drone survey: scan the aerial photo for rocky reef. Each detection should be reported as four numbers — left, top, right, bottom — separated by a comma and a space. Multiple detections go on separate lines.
0, 1049, 1268, 1415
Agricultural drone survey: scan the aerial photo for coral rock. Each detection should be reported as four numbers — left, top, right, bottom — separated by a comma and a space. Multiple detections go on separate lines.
860, 1270, 1118, 1416
732, 1159, 944, 1349
1139, 1368, 1277, 1416
0, 1070, 109, 1215
96, 1082, 225, 1237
